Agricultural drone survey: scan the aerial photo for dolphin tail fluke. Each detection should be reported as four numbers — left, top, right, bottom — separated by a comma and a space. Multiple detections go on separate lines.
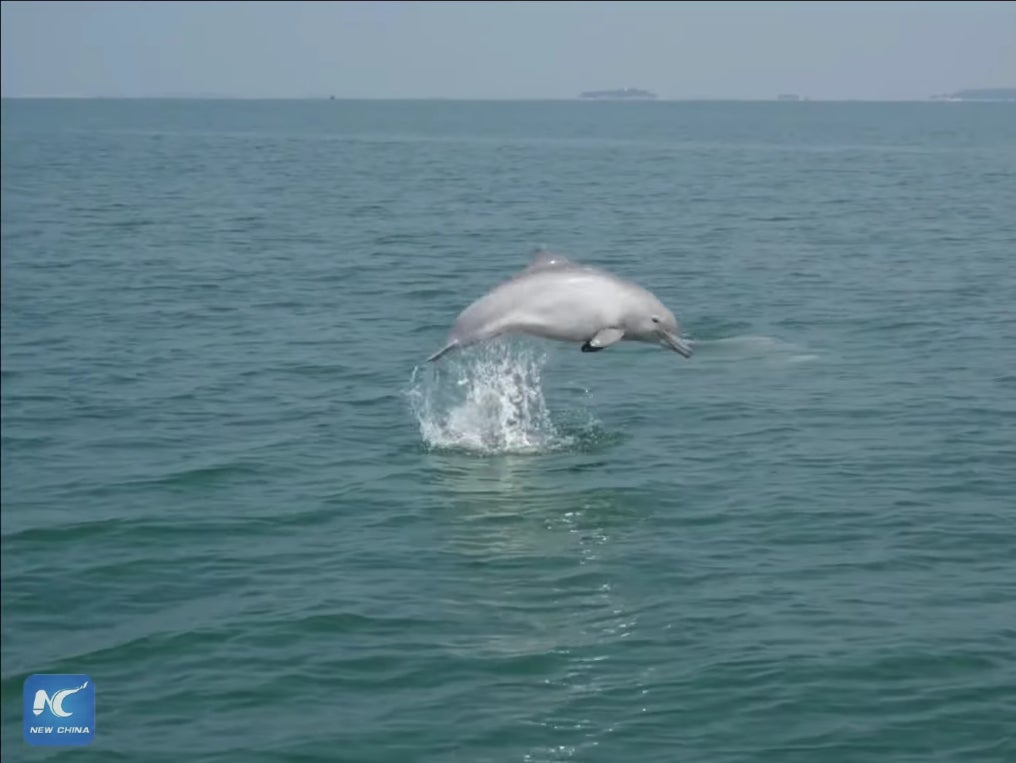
427, 341, 459, 362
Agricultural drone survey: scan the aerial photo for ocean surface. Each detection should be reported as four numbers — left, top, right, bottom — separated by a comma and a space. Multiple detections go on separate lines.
2, 99, 1015, 762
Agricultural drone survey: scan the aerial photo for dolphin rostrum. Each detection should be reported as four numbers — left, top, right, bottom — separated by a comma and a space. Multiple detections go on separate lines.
427, 249, 693, 362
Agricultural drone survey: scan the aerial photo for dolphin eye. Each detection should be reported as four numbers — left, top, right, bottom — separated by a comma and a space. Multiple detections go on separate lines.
651, 316, 660, 324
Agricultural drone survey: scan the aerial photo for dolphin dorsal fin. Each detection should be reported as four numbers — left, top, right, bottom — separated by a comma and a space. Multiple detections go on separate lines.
525, 246, 572, 271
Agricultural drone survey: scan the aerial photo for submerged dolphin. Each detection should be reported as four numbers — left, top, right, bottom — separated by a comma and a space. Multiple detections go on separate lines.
428, 249, 693, 362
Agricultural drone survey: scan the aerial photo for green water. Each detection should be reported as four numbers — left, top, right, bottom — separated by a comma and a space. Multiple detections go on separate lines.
2, 99, 1015, 762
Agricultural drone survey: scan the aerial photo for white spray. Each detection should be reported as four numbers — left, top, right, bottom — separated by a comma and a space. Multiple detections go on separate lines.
407, 341, 574, 454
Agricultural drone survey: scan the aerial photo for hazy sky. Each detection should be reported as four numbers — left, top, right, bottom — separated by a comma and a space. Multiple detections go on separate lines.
2, 1, 1014, 100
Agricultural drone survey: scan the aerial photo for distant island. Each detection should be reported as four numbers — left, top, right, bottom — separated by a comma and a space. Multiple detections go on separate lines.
579, 88, 657, 101
931, 88, 1016, 102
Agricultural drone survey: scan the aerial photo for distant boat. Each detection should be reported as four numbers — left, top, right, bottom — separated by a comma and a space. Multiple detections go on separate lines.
579, 88, 658, 101
777, 94, 803, 102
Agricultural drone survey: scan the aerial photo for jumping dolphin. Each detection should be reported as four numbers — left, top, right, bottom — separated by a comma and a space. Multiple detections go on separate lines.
427, 249, 693, 362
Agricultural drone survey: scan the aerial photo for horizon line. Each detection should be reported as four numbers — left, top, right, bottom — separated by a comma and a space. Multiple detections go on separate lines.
1, 95, 1001, 103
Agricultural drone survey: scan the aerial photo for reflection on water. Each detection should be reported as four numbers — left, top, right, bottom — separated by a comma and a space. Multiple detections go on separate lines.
416, 419, 656, 731
423, 450, 644, 559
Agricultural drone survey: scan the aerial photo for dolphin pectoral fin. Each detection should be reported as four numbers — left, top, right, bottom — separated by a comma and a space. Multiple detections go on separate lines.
582, 327, 625, 353
427, 341, 459, 362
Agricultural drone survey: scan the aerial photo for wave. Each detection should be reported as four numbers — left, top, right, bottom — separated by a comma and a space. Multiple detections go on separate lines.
693, 334, 820, 364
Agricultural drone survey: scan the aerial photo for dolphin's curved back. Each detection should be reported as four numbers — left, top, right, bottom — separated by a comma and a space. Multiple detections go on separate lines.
427, 249, 574, 361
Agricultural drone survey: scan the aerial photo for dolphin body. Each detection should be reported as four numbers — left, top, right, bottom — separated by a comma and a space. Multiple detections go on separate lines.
427, 249, 693, 362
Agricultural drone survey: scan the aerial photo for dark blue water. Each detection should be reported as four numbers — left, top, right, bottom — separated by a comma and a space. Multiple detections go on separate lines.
3, 99, 1015, 762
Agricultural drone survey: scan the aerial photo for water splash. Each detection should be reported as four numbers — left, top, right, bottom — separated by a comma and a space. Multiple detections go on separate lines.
407, 341, 573, 454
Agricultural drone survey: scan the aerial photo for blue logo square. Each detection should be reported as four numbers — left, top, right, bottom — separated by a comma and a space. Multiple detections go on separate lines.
23, 674, 95, 746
